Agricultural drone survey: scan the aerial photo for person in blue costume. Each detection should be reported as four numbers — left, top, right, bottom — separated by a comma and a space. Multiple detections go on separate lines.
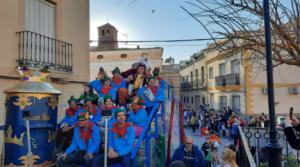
97, 77, 117, 104
90, 67, 109, 97
100, 94, 117, 128
152, 67, 166, 91
111, 67, 129, 106
127, 96, 148, 137
171, 136, 206, 167
78, 83, 98, 106
138, 76, 165, 115
58, 112, 100, 167
82, 96, 102, 124
56, 96, 81, 151
92, 108, 135, 167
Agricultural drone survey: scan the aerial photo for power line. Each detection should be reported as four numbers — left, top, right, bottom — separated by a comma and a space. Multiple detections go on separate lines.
89, 37, 225, 43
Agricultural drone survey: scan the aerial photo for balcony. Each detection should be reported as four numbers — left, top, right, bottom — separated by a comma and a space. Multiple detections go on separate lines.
215, 75, 226, 86
181, 79, 204, 91
226, 73, 240, 85
181, 82, 192, 90
17, 31, 73, 73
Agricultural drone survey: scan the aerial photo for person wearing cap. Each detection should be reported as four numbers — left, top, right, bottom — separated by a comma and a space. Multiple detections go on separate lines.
127, 96, 148, 137
78, 83, 98, 105
111, 67, 129, 105
82, 96, 101, 124
92, 108, 135, 167
90, 67, 109, 96
58, 112, 100, 167
152, 67, 166, 90
97, 77, 117, 104
56, 96, 81, 151
171, 136, 206, 167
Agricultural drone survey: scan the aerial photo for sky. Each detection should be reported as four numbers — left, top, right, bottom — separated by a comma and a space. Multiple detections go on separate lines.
89, 0, 212, 63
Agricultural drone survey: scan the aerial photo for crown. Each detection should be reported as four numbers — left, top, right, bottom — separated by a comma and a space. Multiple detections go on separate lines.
5, 126, 24, 146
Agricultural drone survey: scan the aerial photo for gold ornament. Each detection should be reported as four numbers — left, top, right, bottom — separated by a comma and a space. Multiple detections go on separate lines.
5, 126, 24, 146
13, 95, 32, 110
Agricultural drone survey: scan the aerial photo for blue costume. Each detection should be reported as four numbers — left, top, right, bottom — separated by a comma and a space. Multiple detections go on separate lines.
127, 108, 148, 127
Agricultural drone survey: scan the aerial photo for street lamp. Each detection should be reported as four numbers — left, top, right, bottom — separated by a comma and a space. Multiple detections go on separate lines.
263, 0, 283, 167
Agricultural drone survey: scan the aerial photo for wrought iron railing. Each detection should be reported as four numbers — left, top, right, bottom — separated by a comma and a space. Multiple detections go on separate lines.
215, 75, 226, 86
181, 79, 203, 91
226, 73, 240, 85
16, 31, 73, 73
238, 126, 257, 167
242, 127, 300, 167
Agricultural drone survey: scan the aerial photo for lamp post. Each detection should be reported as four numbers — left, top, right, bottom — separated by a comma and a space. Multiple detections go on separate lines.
263, 0, 282, 166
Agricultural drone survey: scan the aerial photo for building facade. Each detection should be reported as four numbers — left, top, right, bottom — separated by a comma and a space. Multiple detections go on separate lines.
161, 64, 181, 99
0, 0, 90, 148
180, 45, 300, 115
90, 23, 163, 79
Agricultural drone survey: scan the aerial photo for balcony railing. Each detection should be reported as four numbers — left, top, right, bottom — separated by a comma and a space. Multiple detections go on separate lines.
215, 75, 226, 86
181, 79, 204, 91
226, 73, 240, 85
17, 31, 73, 73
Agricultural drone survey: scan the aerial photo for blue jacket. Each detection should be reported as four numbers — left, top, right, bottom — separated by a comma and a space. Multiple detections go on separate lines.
140, 86, 165, 107
75, 106, 102, 124
98, 88, 117, 103
112, 78, 127, 90
65, 123, 100, 154
231, 123, 239, 137
90, 79, 102, 95
108, 125, 135, 156
127, 108, 148, 127
171, 144, 206, 167
58, 107, 81, 127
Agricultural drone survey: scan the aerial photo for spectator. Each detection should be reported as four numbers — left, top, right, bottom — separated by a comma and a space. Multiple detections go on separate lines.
222, 148, 238, 167
171, 136, 206, 167
284, 113, 300, 150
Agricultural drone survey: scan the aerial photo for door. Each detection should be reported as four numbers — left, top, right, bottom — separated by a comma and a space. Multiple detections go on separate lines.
220, 96, 227, 110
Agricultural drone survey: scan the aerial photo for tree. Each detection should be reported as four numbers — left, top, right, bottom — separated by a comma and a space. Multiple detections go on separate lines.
182, 0, 300, 68
165, 57, 175, 64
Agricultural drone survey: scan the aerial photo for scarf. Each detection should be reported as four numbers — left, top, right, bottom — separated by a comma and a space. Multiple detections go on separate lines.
111, 122, 131, 139
132, 105, 143, 114
148, 86, 158, 95
112, 76, 123, 85
76, 121, 94, 142
66, 107, 79, 117
101, 85, 112, 95
84, 105, 97, 116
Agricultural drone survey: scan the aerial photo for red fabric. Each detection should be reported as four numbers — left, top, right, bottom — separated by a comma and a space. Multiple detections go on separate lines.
148, 86, 158, 95
76, 121, 94, 142
101, 85, 112, 95
66, 107, 79, 117
132, 105, 143, 114
111, 122, 131, 139
83, 104, 97, 116
112, 76, 123, 85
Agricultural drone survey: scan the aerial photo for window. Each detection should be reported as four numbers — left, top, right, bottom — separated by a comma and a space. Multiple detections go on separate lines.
231, 59, 240, 74
209, 67, 214, 79
201, 66, 204, 83
107, 30, 110, 34
220, 96, 227, 109
120, 54, 127, 58
232, 95, 241, 112
187, 96, 189, 103
102, 30, 105, 36
219, 63, 226, 76
25, 0, 56, 37
191, 97, 194, 104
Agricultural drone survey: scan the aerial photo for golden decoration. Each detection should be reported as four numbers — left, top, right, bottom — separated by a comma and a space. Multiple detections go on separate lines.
48, 96, 58, 110
13, 95, 32, 110
18, 152, 40, 167
6, 94, 52, 101
5, 161, 55, 167
22, 69, 50, 82
5, 126, 24, 146
48, 130, 56, 143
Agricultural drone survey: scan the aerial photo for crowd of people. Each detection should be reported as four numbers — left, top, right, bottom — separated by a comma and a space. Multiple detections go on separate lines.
55, 57, 166, 167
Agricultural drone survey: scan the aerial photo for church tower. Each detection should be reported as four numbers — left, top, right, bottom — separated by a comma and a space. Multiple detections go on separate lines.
97, 23, 118, 50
